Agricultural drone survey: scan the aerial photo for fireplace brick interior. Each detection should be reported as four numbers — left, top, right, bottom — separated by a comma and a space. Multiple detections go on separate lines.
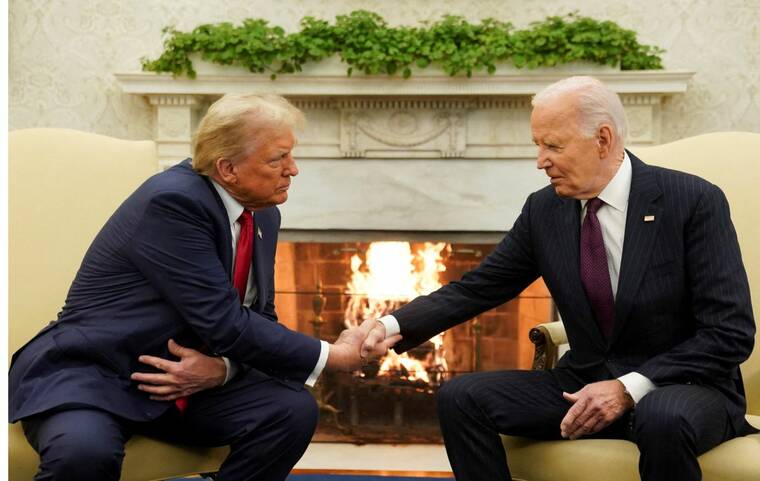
274, 240, 552, 442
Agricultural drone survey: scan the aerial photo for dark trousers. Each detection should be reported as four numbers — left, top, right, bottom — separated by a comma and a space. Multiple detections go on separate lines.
22, 369, 318, 481
437, 370, 738, 481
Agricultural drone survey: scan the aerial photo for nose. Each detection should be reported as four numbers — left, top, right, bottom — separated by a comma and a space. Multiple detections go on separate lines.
536, 150, 552, 170
284, 154, 299, 177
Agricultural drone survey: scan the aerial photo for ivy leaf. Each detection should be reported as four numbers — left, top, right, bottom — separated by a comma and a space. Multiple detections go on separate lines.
142, 11, 664, 78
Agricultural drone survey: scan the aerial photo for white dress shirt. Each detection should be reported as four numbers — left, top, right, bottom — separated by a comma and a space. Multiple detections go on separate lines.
379, 152, 656, 404
211, 180, 328, 387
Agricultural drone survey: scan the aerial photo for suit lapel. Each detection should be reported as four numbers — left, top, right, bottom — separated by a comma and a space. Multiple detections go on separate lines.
252, 212, 267, 312
610, 153, 663, 345
552, 196, 607, 349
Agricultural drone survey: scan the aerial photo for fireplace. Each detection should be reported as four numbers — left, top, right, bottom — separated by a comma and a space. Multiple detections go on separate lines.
114, 62, 693, 470
274, 237, 552, 443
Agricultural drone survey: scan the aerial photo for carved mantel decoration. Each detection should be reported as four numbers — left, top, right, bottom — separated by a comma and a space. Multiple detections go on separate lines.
339, 100, 468, 159
116, 62, 694, 233
117, 61, 694, 168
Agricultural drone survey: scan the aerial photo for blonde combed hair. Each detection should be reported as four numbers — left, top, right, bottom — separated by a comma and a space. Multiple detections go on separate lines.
532, 76, 628, 145
192, 94, 305, 175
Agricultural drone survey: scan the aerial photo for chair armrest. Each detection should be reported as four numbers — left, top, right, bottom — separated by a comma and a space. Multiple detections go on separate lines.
529, 322, 568, 370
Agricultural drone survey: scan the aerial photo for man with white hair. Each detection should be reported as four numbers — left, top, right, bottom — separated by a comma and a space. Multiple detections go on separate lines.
10, 94, 398, 481
363, 76, 756, 480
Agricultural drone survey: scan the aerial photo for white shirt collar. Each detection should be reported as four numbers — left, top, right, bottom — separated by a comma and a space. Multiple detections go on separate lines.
582, 151, 632, 213
210, 179, 245, 226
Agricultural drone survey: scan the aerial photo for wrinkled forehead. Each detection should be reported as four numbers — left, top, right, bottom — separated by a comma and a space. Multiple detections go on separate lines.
531, 97, 581, 136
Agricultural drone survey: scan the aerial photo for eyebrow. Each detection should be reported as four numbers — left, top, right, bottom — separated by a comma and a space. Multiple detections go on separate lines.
532, 137, 560, 145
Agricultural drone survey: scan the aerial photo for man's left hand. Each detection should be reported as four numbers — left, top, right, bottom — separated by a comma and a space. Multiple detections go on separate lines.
560, 379, 634, 439
131, 339, 227, 401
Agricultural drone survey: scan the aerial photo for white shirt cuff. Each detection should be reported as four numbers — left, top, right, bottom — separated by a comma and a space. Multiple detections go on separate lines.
378, 315, 400, 338
221, 356, 237, 385
305, 340, 330, 387
618, 371, 657, 404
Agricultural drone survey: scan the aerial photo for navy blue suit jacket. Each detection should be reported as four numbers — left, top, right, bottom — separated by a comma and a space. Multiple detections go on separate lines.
10, 160, 321, 423
393, 153, 755, 432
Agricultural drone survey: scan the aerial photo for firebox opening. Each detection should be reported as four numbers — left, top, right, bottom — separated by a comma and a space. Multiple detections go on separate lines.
274, 236, 552, 444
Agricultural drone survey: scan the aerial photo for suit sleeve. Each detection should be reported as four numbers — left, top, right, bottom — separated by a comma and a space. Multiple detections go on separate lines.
637, 184, 755, 384
393, 193, 541, 352
126, 191, 321, 384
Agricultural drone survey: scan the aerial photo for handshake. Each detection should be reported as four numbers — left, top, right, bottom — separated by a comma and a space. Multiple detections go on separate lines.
325, 319, 403, 372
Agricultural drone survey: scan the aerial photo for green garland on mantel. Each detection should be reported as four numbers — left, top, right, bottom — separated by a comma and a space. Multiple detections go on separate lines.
141, 10, 664, 79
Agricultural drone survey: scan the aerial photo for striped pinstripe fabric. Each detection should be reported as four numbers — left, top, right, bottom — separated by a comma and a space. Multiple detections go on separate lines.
395, 154, 753, 427
392, 152, 756, 480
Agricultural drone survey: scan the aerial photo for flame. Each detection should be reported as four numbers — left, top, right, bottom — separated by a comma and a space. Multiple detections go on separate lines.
344, 242, 450, 383
378, 352, 431, 383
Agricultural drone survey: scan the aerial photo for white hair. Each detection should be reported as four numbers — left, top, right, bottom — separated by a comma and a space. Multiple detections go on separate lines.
192, 94, 305, 175
532, 76, 628, 144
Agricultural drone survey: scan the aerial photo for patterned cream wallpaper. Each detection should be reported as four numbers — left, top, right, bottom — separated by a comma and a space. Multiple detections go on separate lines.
9, 0, 760, 142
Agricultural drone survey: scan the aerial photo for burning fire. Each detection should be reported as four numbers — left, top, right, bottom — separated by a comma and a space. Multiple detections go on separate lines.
345, 242, 450, 383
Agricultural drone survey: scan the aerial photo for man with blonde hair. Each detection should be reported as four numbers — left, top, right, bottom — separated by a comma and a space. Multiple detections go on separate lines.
10, 94, 398, 481
364, 76, 756, 481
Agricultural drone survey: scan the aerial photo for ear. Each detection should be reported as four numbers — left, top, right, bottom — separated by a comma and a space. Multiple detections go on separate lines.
214, 157, 237, 184
597, 125, 614, 158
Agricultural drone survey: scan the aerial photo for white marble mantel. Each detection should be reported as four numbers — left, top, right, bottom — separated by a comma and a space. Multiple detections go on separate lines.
116, 62, 694, 233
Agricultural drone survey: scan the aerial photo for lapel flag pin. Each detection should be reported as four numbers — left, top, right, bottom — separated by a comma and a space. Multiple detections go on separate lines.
644, 215, 655, 222
257, 226, 263, 239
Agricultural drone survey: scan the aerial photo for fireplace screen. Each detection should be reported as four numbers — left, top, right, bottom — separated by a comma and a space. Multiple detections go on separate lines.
274, 240, 552, 443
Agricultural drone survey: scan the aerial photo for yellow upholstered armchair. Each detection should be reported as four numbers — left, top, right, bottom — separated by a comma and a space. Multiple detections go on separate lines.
503, 132, 760, 481
9, 129, 228, 480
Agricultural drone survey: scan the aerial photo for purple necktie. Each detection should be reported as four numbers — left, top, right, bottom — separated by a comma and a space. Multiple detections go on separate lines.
580, 198, 615, 338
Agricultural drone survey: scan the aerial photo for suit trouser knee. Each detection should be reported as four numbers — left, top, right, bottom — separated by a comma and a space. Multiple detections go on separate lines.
22, 409, 127, 481
232, 385, 318, 455
436, 370, 570, 481
633, 385, 735, 481
205, 377, 319, 481
436, 373, 489, 430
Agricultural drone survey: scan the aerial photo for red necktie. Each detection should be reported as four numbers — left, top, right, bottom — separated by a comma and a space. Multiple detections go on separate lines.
233, 210, 254, 303
580, 198, 615, 338
175, 210, 253, 414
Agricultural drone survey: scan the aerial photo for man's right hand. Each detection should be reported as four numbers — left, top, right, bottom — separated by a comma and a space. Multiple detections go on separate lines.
361, 321, 390, 359
326, 319, 402, 371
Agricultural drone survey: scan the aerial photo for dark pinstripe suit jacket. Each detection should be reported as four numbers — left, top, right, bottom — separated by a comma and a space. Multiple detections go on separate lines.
393, 152, 755, 432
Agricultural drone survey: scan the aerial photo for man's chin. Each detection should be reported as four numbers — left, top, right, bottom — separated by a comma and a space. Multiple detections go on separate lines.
551, 184, 581, 200
246, 194, 287, 210
275, 192, 289, 204
552, 185, 569, 198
